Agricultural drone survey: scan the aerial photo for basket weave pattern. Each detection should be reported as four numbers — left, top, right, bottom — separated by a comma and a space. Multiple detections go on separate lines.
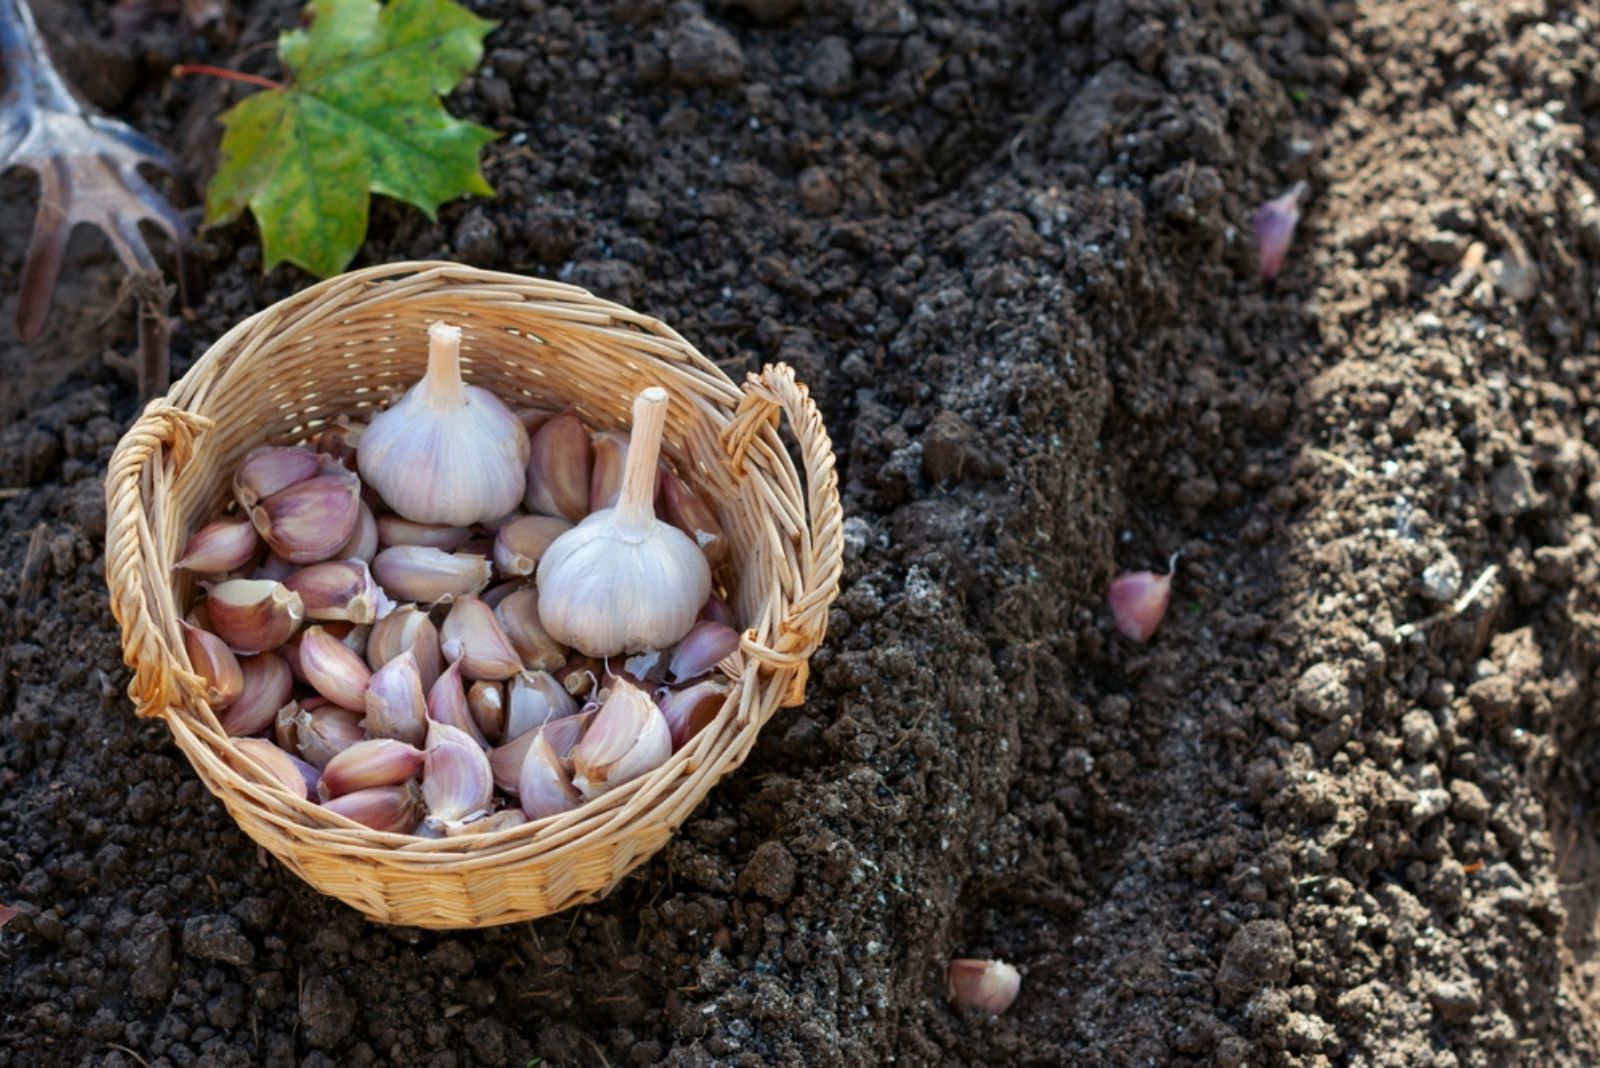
104, 262, 844, 928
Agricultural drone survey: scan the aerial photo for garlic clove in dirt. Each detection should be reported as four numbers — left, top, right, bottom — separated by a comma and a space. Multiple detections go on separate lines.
322, 781, 425, 833
524, 412, 593, 522
362, 648, 428, 747
946, 959, 1021, 1015
427, 659, 489, 746
1253, 181, 1306, 282
519, 728, 582, 819
491, 515, 573, 578
180, 622, 244, 708
569, 679, 672, 797
372, 546, 491, 604
422, 721, 495, 822
667, 620, 740, 682
294, 706, 366, 768
494, 588, 568, 672
537, 389, 712, 657
283, 559, 379, 624
338, 502, 379, 564
659, 678, 730, 750
439, 593, 522, 680
177, 518, 261, 573
251, 471, 362, 564
358, 322, 530, 525
316, 738, 424, 800
300, 625, 373, 710
375, 516, 475, 552
505, 669, 579, 741
206, 578, 304, 655
659, 465, 729, 567
219, 652, 294, 737
367, 604, 443, 693
234, 446, 319, 510
467, 680, 506, 744
234, 737, 318, 800
1107, 552, 1178, 643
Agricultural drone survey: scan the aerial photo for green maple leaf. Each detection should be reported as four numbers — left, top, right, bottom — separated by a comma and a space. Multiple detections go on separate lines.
204, 0, 498, 277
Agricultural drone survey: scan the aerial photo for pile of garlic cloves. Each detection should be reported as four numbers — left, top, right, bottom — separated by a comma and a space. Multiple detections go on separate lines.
179, 323, 738, 837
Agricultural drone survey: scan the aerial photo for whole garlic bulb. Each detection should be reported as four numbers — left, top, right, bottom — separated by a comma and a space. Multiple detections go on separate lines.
537, 387, 711, 657
358, 322, 530, 526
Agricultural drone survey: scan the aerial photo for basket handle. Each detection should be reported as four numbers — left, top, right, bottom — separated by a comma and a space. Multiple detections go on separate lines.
104, 401, 216, 718
719, 363, 844, 707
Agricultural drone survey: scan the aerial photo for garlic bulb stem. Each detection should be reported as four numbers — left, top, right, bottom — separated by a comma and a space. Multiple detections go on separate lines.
615, 388, 668, 535
422, 322, 469, 410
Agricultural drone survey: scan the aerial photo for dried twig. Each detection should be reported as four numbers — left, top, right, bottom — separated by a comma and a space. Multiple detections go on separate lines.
1394, 563, 1499, 639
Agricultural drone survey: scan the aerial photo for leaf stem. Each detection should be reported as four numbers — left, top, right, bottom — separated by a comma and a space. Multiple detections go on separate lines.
171, 64, 284, 91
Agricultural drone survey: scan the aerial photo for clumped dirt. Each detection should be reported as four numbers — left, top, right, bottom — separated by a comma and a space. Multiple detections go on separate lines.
6, 0, 1600, 1064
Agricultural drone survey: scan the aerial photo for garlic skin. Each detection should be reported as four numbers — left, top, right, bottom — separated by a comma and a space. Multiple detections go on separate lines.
1107, 553, 1179, 643
569, 680, 672, 797
358, 322, 530, 526
538, 388, 712, 657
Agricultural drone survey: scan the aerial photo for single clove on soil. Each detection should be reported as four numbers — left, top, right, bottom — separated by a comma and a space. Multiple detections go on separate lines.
0, 0, 187, 396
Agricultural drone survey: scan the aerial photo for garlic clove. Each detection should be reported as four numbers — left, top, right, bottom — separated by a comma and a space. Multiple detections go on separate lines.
569, 680, 671, 797
207, 578, 304, 654
234, 446, 319, 509
659, 678, 730, 750
946, 959, 1021, 1015
251, 472, 362, 564
283, 559, 379, 623
519, 729, 582, 819
554, 655, 601, 699
372, 546, 491, 604
537, 389, 712, 657
362, 648, 428, 746
316, 738, 424, 800
181, 622, 244, 708
294, 706, 366, 768
515, 406, 556, 438
490, 709, 590, 793
480, 579, 525, 609
187, 599, 213, 631
299, 625, 373, 710
505, 669, 579, 741
1107, 553, 1178, 643
322, 781, 424, 833
219, 652, 294, 737
367, 603, 443, 692
254, 552, 295, 583
524, 412, 593, 522
234, 737, 318, 799
427, 659, 489, 746
177, 518, 261, 573
375, 516, 474, 552
489, 730, 535, 794
699, 592, 735, 628
338, 502, 379, 564
316, 418, 364, 470
422, 721, 495, 822
667, 620, 740, 682
1253, 181, 1306, 282
660, 466, 729, 567
494, 588, 568, 673
491, 515, 573, 578
359, 322, 531, 525
467, 680, 506, 744
542, 710, 590, 762
439, 594, 522, 680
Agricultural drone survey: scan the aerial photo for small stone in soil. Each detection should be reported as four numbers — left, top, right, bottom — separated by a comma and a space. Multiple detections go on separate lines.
668, 16, 745, 87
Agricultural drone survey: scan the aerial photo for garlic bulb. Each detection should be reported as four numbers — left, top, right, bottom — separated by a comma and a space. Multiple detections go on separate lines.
537, 388, 711, 657
358, 322, 530, 526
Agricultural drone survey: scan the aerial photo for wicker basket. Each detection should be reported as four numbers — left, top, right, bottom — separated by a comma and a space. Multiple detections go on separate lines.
104, 261, 843, 929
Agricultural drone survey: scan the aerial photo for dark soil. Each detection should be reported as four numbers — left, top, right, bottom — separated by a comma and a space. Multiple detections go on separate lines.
6, 0, 1600, 1064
